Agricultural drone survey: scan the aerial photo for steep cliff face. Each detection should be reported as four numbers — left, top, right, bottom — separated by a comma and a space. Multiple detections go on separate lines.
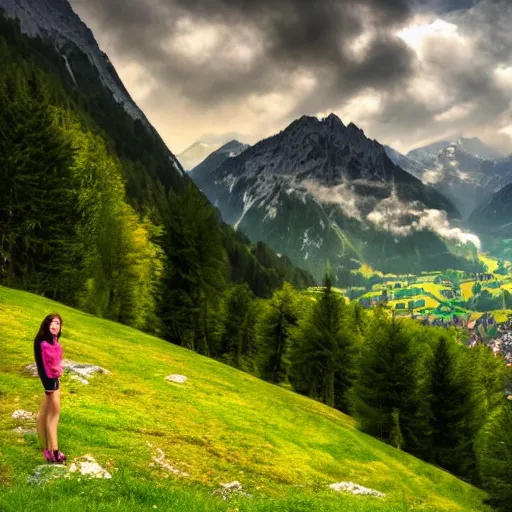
1, 0, 142, 120
471, 181, 512, 236
0, 0, 184, 178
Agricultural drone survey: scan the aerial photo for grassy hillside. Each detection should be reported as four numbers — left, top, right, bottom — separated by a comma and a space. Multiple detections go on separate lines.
0, 286, 491, 512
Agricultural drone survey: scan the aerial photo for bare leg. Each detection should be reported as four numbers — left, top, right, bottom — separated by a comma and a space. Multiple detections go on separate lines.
36, 394, 49, 450
45, 389, 61, 452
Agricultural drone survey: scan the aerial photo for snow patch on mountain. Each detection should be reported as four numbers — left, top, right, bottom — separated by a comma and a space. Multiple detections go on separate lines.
300, 229, 323, 252
217, 174, 238, 193
264, 205, 277, 220
62, 53, 77, 86
234, 191, 257, 230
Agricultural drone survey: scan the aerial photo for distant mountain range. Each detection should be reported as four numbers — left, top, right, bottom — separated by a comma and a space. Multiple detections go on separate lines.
190, 114, 481, 281
187, 140, 249, 174
408, 137, 503, 165
178, 142, 225, 171
385, 138, 512, 221
178, 137, 251, 171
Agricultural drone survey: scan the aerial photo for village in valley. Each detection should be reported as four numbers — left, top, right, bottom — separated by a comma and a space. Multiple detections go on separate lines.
312, 255, 512, 367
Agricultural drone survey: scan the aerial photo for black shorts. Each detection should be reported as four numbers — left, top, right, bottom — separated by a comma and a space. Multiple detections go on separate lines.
39, 372, 60, 394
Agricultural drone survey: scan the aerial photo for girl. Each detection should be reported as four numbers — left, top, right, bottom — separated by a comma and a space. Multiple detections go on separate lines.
34, 313, 66, 464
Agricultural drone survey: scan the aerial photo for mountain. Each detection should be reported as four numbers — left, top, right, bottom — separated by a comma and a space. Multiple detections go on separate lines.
178, 141, 224, 171
183, 139, 249, 172
419, 144, 512, 219
189, 139, 249, 176
179, 139, 250, 171
470, 179, 512, 236
408, 136, 503, 166
191, 114, 481, 281
0, 0, 186, 191
387, 139, 512, 220
384, 145, 425, 180
1, 0, 146, 122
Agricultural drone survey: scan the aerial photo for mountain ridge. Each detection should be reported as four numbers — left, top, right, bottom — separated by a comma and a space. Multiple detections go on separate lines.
387, 140, 512, 221
187, 139, 250, 174
0, 0, 185, 178
190, 114, 482, 281
407, 136, 503, 164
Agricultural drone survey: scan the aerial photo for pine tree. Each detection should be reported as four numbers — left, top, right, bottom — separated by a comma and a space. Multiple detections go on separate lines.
427, 336, 477, 478
159, 184, 227, 353
0, 64, 78, 294
291, 271, 355, 410
259, 282, 298, 384
351, 313, 429, 455
478, 399, 512, 511
216, 284, 259, 373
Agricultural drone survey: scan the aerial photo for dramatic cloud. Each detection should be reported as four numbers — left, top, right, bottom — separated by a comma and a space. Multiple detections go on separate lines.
367, 196, 481, 248
368, 1, 512, 154
303, 179, 481, 248
301, 181, 363, 221
68, 0, 512, 155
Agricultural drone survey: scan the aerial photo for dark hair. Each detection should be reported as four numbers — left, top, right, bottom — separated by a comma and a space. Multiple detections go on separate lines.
34, 313, 63, 344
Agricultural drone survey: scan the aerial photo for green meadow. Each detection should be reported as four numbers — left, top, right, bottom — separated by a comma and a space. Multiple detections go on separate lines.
0, 285, 491, 512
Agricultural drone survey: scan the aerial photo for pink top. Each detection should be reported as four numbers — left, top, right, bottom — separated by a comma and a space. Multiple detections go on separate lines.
41, 339, 63, 378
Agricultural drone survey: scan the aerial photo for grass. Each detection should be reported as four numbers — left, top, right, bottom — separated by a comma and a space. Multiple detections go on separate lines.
0, 285, 492, 512
460, 282, 476, 300
357, 264, 383, 278
409, 283, 451, 302
479, 254, 499, 273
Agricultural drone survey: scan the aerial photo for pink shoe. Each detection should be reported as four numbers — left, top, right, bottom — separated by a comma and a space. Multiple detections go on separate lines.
52, 450, 67, 463
42, 449, 53, 463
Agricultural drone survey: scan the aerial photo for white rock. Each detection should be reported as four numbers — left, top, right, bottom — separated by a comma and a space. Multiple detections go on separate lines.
25, 360, 110, 384
12, 410, 36, 421
68, 455, 111, 479
150, 448, 189, 477
221, 481, 242, 490
165, 374, 187, 384
63, 360, 110, 377
329, 481, 386, 498
71, 375, 89, 385
28, 455, 111, 484
213, 480, 253, 500
14, 426, 36, 434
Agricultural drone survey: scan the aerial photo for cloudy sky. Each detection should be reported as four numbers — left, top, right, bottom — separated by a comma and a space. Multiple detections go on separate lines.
68, 0, 512, 156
